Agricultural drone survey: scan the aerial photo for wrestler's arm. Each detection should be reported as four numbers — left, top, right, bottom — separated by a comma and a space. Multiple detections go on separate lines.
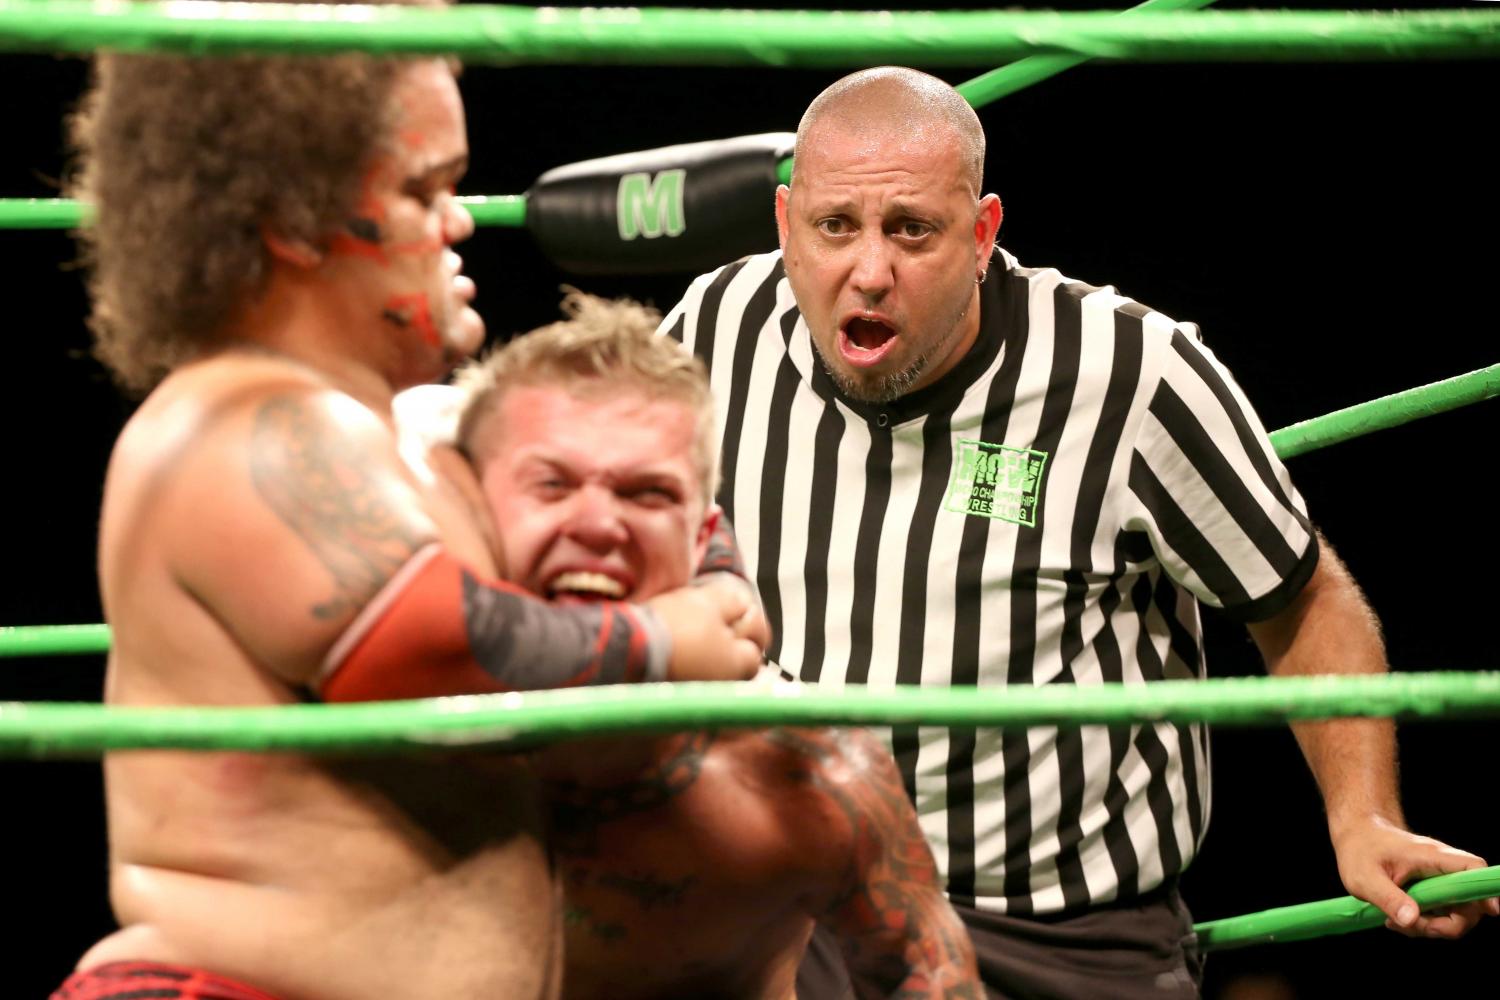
1249, 535, 1498, 938
1129, 327, 1494, 937
173, 385, 761, 697
791, 729, 981, 999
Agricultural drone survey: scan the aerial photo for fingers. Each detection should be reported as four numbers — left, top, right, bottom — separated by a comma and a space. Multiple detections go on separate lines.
699, 578, 771, 651
1386, 902, 1487, 940
734, 605, 772, 649
1360, 859, 1490, 933
699, 577, 751, 620
1365, 845, 1496, 939
1427, 844, 1489, 875
1379, 843, 1494, 934
1371, 883, 1422, 931
731, 637, 764, 679
649, 584, 771, 682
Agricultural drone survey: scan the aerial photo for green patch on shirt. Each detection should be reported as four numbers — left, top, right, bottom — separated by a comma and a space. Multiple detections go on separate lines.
944, 439, 1048, 527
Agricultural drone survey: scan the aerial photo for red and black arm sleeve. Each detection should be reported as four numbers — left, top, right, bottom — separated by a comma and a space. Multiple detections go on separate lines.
318, 545, 669, 703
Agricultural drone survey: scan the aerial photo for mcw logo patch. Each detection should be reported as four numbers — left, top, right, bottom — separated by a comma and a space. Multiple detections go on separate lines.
944, 439, 1048, 526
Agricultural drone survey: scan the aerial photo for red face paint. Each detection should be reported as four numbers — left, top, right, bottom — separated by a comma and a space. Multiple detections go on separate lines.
382, 292, 441, 349
387, 234, 445, 257
326, 164, 394, 263
328, 221, 390, 265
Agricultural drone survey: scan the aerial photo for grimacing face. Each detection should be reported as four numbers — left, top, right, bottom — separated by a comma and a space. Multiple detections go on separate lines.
320, 59, 484, 386
775, 120, 1002, 404
476, 383, 719, 604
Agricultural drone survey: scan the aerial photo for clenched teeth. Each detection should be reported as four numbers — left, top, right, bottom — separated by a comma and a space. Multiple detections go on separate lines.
548, 571, 626, 599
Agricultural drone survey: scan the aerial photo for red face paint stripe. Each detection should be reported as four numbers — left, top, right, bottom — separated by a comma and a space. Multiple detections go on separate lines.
327, 229, 390, 265
385, 235, 445, 257
383, 292, 441, 348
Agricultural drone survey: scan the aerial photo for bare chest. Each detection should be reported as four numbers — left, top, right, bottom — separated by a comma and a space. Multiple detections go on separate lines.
548, 744, 814, 999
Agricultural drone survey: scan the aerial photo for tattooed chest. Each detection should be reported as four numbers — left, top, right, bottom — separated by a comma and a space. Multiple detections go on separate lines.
562, 862, 699, 944
544, 731, 715, 855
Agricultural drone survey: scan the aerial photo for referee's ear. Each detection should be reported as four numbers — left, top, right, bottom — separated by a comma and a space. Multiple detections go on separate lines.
774, 185, 792, 252
974, 195, 1003, 270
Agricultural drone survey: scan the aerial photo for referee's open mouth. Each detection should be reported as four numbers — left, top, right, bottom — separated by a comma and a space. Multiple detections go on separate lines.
838, 314, 898, 367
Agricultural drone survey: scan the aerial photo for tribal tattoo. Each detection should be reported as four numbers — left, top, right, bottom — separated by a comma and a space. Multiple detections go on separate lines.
250, 394, 428, 621
768, 728, 982, 999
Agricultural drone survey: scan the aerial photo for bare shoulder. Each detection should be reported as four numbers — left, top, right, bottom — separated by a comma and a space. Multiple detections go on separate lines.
764, 729, 981, 996
101, 354, 434, 683
107, 354, 413, 558
753, 727, 900, 789
110, 354, 369, 482
735, 728, 912, 858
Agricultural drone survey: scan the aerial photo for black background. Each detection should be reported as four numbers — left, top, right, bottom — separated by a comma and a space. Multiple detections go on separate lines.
1, 1, 1494, 995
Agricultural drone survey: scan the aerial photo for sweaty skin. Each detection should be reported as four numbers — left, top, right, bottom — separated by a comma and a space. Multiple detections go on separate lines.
79, 63, 562, 1000
474, 383, 980, 999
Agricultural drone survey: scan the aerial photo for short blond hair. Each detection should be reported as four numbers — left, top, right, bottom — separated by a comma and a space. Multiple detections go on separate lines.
455, 289, 720, 502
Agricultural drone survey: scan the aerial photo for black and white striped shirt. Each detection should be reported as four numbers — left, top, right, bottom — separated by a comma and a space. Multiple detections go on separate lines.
662, 248, 1317, 915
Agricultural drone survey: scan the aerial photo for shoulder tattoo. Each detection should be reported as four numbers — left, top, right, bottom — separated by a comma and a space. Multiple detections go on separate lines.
770, 728, 981, 997
250, 394, 427, 621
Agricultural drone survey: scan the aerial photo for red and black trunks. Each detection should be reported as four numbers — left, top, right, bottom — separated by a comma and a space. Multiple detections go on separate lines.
52, 961, 281, 1000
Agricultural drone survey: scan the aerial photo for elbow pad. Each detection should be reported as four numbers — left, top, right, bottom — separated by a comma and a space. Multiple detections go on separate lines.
319, 544, 670, 703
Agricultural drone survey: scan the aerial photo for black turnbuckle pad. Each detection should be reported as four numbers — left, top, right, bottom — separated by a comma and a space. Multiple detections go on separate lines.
526, 132, 794, 275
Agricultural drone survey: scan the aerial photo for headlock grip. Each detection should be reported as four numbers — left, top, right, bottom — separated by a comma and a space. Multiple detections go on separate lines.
526, 132, 794, 275
320, 545, 668, 703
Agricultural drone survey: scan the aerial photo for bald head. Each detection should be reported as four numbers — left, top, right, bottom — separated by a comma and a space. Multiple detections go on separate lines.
793, 67, 985, 197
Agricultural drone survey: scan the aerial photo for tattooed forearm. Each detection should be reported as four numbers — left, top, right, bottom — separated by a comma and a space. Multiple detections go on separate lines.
250, 394, 429, 620
772, 728, 981, 998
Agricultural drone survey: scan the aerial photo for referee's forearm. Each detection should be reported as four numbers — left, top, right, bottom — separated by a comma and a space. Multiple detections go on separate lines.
1248, 534, 1405, 828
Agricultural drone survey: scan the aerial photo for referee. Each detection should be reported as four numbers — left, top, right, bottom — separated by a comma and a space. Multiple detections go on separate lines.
660, 67, 1495, 998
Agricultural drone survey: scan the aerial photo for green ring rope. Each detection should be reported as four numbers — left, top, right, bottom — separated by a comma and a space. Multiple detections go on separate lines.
5, 365, 1493, 660
1, 672, 1497, 756
0, 623, 111, 657
779, 0, 1227, 185
0, 3, 1495, 65
2, 2, 1493, 963
0, 195, 517, 231
1269, 363, 1500, 461
1195, 866, 1500, 951
0, 0, 1225, 232
954, 0, 1220, 107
